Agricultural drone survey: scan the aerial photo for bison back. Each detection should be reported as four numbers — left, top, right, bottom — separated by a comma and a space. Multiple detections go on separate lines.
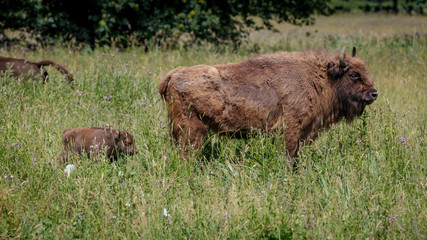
164, 63, 287, 131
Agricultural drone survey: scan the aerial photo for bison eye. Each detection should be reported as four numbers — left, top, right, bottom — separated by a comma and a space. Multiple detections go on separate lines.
349, 72, 361, 81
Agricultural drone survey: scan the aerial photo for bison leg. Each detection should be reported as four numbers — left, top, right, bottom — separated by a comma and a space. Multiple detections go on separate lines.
57, 151, 68, 164
172, 114, 209, 152
286, 142, 299, 170
57, 148, 79, 164
57, 140, 73, 164
285, 131, 300, 170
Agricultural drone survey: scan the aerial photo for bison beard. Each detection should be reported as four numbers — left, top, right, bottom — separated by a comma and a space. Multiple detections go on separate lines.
0, 56, 74, 84
159, 47, 378, 169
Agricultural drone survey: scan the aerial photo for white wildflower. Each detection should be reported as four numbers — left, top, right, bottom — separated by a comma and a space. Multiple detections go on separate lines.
163, 208, 170, 217
64, 164, 75, 177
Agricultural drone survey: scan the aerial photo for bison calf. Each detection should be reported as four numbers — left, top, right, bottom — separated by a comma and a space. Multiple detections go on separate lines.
58, 127, 137, 163
0, 56, 73, 84
159, 47, 378, 168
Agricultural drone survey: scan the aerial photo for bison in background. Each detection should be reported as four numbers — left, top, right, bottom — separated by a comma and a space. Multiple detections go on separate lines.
159, 47, 378, 168
0, 56, 74, 84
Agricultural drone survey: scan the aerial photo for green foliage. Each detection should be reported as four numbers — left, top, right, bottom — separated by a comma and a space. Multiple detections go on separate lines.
0, 14, 426, 238
0, 0, 330, 48
402, 0, 426, 15
330, 0, 426, 14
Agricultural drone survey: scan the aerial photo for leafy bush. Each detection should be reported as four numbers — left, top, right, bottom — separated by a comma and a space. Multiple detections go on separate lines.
0, 0, 330, 48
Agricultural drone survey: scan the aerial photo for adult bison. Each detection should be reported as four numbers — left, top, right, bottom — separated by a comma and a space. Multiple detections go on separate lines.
159, 47, 378, 168
0, 56, 73, 84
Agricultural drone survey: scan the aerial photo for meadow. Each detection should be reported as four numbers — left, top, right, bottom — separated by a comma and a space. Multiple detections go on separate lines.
0, 14, 426, 239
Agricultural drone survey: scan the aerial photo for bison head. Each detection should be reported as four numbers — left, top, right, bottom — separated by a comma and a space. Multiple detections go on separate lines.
114, 130, 137, 155
327, 47, 378, 120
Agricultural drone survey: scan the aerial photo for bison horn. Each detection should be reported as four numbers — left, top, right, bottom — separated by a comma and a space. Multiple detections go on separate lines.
339, 47, 347, 68
352, 47, 356, 57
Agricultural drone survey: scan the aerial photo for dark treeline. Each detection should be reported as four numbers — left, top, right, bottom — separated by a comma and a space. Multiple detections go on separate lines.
0, 0, 330, 49
331, 0, 425, 14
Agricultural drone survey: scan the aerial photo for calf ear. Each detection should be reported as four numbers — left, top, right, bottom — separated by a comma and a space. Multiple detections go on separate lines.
114, 130, 121, 141
120, 130, 129, 139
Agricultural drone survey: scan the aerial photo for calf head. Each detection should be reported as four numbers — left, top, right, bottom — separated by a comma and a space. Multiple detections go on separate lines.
114, 130, 137, 155
327, 47, 378, 120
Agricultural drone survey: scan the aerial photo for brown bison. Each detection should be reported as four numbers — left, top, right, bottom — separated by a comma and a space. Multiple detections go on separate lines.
0, 56, 73, 84
58, 127, 137, 163
159, 47, 378, 168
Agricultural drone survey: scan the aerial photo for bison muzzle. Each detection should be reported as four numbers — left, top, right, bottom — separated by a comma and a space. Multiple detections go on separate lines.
159, 47, 378, 168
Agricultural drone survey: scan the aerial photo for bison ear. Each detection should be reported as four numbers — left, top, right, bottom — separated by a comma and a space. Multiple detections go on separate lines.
327, 61, 344, 79
352, 47, 356, 57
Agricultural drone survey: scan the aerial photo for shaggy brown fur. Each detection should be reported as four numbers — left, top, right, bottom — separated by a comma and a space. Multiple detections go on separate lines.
58, 127, 137, 163
0, 56, 73, 84
159, 47, 378, 168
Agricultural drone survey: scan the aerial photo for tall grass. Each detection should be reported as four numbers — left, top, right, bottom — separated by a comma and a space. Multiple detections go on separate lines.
0, 14, 426, 239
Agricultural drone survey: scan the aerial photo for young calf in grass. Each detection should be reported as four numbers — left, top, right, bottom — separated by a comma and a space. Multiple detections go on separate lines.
58, 127, 137, 163
0, 56, 73, 84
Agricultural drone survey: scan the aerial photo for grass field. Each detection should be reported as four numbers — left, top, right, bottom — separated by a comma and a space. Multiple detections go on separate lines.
0, 14, 426, 239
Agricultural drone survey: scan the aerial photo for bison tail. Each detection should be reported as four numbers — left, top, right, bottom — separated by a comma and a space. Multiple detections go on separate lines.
159, 72, 173, 98
35, 60, 74, 85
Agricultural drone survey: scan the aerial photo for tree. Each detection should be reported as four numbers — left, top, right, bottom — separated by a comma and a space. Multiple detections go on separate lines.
393, 0, 398, 13
0, 0, 331, 48
403, 0, 426, 15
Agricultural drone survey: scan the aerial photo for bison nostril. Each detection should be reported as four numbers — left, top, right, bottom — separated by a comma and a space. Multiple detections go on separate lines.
371, 91, 378, 99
